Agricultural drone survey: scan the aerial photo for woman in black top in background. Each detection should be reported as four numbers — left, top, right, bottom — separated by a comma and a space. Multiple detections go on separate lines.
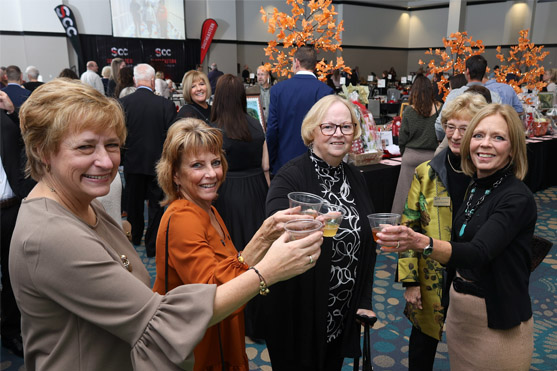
210, 74, 270, 340
176, 70, 212, 123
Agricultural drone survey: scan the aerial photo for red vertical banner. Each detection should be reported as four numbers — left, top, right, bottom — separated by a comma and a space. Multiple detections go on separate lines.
200, 19, 218, 64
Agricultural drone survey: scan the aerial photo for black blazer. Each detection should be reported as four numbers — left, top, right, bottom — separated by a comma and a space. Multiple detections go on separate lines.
448, 173, 537, 329
120, 88, 177, 176
0, 110, 35, 198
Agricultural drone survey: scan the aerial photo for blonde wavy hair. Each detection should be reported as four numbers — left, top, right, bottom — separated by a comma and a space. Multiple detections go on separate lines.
440, 92, 488, 127
181, 70, 211, 104
460, 104, 528, 180
19, 78, 126, 181
156, 118, 228, 206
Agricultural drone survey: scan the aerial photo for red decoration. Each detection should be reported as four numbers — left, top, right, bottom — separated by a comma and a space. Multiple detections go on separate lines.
200, 19, 218, 64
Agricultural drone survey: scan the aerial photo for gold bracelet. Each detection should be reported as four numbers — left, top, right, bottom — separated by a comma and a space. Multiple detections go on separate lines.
248, 266, 270, 296
237, 251, 248, 268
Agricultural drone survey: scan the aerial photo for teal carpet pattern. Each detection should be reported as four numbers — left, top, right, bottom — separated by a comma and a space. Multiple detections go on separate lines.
2, 187, 556, 370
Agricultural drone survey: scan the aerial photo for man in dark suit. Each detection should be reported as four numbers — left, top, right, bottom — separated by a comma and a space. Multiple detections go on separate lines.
120, 64, 176, 256
266, 47, 334, 174
1, 65, 31, 108
1, 91, 36, 357
207, 63, 223, 94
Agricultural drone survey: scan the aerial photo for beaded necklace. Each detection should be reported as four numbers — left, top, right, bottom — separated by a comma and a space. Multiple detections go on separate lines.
458, 170, 511, 237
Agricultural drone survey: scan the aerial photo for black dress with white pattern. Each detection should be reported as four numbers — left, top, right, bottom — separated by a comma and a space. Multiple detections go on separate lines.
309, 149, 362, 342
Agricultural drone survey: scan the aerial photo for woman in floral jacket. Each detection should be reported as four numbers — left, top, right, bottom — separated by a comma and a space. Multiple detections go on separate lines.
397, 93, 487, 370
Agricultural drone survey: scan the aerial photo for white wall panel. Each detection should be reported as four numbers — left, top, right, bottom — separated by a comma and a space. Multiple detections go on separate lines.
532, 2, 557, 46
408, 8, 447, 48
341, 5, 409, 48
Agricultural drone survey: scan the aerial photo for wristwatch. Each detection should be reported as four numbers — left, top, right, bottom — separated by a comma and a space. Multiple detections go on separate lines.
422, 237, 434, 257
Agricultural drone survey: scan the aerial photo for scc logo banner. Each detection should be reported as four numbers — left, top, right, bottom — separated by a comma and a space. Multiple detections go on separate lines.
55, 5, 78, 37
155, 48, 172, 57
111, 47, 129, 57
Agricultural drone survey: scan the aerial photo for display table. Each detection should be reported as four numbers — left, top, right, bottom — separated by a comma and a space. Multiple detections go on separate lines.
357, 158, 401, 213
524, 135, 557, 192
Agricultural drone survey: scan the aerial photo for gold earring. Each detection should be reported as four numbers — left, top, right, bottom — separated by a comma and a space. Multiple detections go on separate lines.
46, 164, 51, 172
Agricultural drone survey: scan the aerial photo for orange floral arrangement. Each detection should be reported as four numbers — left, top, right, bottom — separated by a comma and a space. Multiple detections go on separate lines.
419, 31, 485, 100
260, 0, 349, 82
495, 29, 549, 95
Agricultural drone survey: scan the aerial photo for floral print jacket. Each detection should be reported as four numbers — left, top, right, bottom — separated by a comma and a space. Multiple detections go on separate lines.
397, 151, 453, 340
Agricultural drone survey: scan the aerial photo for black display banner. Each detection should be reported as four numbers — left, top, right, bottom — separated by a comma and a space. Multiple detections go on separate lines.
142, 39, 185, 81
54, 5, 84, 69
79, 35, 200, 83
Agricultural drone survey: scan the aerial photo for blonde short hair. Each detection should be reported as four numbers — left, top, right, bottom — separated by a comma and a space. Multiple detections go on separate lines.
460, 104, 527, 180
181, 70, 211, 104
19, 78, 126, 181
301, 95, 361, 146
441, 92, 488, 127
156, 118, 228, 206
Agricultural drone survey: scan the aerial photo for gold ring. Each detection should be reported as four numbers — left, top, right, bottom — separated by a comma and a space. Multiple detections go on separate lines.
396, 241, 400, 249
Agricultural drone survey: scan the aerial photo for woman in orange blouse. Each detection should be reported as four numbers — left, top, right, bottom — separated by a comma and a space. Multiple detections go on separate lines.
153, 118, 311, 370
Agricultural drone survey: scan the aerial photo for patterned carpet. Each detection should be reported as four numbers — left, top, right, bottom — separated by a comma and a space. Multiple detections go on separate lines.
2, 187, 556, 370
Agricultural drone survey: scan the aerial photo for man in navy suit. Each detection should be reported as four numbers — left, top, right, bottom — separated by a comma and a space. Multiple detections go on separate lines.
120, 64, 176, 256
266, 47, 334, 174
1, 66, 31, 108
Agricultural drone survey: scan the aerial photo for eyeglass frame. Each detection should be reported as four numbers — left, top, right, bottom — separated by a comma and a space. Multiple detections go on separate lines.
319, 122, 357, 136
444, 123, 468, 136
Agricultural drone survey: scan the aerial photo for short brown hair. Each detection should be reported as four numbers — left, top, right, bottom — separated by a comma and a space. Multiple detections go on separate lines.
441, 92, 487, 127
460, 104, 528, 180
181, 70, 211, 105
294, 46, 317, 71
301, 95, 361, 146
19, 78, 126, 180
156, 118, 228, 206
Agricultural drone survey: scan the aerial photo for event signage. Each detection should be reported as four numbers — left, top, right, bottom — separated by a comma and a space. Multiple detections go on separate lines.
200, 19, 218, 64
54, 5, 83, 66
79, 35, 199, 82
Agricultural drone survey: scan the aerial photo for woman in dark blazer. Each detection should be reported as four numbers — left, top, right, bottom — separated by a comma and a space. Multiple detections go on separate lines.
262, 95, 377, 371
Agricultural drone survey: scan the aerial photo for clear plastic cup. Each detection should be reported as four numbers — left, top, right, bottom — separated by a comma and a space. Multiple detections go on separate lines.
287, 192, 325, 218
318, 203, 345, 238
367, 213, 401, 242
284, 219, 324, 241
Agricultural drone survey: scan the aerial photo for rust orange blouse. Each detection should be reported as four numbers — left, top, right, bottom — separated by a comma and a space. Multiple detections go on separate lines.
153, 199, 249, 371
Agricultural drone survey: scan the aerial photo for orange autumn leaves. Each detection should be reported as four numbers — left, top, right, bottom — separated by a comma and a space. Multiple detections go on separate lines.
260, 0, 349, 81
419, 31, 485, 100
420, 29, 549, 100
495, 29, 549, 95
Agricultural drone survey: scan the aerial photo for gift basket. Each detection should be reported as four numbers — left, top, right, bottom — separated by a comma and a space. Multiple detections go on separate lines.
338, 85, 383, 165
523, 101, 555, 137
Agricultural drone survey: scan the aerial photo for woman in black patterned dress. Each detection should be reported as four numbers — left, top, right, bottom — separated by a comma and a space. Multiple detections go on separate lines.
262, 95, 377, 371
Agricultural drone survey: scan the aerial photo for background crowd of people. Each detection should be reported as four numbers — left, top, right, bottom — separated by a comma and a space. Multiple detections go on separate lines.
0, 48, 552, 370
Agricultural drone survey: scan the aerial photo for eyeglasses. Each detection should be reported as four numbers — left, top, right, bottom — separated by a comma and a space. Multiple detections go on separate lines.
319, 123, 356, 136
445, 124, 468, 136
